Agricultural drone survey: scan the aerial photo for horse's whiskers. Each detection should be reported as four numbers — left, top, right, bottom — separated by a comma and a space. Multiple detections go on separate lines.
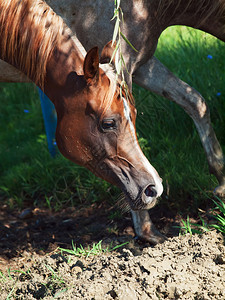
116, 193, 131, 213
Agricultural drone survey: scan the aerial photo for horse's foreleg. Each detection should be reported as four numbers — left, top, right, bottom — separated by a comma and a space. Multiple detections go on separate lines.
134, 57, 225, 195
131, 210, 166, 244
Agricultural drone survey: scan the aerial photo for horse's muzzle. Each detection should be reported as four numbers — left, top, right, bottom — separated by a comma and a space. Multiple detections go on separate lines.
123, 181, 160, 211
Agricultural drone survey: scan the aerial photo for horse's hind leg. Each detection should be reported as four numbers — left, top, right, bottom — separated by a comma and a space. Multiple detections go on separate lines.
134, 57, 225, 194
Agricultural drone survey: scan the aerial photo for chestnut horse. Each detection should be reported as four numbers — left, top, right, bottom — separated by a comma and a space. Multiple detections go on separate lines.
0, 0, 164, 243
1, 0, 224, 243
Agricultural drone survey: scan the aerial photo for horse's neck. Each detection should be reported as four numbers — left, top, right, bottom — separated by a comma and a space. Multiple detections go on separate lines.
0, 0, 86, 90
157, 0, 225, 41
45, 33, 85, 91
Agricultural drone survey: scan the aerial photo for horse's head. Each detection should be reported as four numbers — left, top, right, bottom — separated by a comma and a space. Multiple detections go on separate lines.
54, 43, 163, 210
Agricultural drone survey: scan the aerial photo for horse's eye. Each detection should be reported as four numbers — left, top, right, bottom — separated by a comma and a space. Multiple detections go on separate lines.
101, 119, 116, 131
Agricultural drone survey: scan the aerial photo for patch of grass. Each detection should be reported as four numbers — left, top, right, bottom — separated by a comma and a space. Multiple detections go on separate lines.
176, 215, 210, 236
59, 240, 128, 258
44, 264, 65, 285
210, 197, 225, 235
175, 196, 225, 236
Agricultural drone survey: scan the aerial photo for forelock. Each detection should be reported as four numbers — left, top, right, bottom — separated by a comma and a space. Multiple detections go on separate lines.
99, 63, 117, 113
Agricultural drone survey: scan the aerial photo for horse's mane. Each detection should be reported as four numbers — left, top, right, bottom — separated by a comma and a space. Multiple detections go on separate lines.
157, 0, 225, 31
0, 0, 69, 87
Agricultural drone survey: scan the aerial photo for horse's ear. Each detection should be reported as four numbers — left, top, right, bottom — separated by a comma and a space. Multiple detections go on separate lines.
100, 41, 116, 65
84, 47, 99, 83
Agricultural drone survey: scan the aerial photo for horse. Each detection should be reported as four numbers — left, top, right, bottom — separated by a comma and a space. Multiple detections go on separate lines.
1, 0, 224, 244
0, 0, 165, 244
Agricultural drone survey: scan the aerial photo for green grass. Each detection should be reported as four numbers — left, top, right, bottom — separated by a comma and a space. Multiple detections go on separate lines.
175, 197, 225, 236
0, 26, 224, 212
59, 240, 129, 258
210, 197, 225, 234
176, 215, 210, 236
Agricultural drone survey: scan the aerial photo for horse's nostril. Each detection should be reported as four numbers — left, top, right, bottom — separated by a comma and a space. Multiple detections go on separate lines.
144, 185, 157, 198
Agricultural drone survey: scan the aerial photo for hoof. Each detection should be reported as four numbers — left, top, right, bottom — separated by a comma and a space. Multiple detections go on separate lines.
131, 209, 167, 245
139, 227, 167, 245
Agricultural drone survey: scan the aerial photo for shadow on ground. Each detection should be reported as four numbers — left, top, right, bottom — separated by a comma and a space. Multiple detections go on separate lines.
0, 201, 180, 265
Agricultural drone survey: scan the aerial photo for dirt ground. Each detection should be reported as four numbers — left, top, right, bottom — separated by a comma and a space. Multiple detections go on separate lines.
0, 202, 225, 299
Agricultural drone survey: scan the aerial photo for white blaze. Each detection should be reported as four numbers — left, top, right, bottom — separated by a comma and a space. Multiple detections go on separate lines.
122, 97, 163, 197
